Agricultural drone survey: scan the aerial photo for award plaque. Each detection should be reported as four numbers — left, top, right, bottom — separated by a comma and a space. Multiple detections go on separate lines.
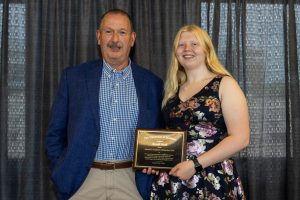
133, 129, 187, 169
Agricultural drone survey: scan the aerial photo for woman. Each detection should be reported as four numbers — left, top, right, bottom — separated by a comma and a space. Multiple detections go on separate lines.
150, 25, 250, 199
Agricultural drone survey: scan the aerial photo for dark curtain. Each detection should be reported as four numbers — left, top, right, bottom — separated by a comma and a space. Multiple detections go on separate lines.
0, 0, 299, 199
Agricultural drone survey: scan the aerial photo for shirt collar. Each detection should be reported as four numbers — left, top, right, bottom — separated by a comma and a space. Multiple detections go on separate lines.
102, 59, 132, 80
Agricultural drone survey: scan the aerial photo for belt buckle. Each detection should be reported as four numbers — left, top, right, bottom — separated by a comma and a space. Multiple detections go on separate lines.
106, 162, 116, 170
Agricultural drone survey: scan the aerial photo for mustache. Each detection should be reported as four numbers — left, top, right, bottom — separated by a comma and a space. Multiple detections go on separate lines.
108, 42, 122, 49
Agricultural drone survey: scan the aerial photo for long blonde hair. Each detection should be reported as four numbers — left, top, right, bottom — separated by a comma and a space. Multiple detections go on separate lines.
162, 25, 232, 107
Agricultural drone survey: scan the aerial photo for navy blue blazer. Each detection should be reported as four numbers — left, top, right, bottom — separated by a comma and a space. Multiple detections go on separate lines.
46, 59, 164, 200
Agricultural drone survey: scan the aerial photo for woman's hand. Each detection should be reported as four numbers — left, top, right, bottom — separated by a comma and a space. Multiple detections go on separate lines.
142, 168, 159, 175
169, 160, 195, 180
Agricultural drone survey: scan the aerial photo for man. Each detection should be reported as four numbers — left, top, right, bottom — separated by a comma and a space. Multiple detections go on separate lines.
46, 9, 163, 200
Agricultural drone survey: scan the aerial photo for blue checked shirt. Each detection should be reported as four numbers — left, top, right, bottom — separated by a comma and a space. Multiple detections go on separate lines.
95, 59, 139, 161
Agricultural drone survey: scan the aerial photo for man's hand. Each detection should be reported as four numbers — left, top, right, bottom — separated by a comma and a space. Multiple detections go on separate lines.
142, 168, 159, 175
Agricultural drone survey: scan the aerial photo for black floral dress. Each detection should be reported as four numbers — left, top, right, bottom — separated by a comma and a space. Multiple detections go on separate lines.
150, 76, 246, 200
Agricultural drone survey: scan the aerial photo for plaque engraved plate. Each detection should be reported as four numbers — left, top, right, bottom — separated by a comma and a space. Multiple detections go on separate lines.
133, 129, 187, 169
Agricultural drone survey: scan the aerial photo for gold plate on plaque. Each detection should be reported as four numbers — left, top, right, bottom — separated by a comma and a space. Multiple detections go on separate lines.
133, 129, 187, 169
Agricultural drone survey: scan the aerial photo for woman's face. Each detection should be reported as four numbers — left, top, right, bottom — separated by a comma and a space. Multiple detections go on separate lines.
175, 31, 206, 70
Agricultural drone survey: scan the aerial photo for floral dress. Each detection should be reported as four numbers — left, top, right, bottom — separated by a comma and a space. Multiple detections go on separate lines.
150, 76, 246, 200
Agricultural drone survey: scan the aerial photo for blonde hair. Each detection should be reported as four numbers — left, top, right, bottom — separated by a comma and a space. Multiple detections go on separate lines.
162, 25, 232, 107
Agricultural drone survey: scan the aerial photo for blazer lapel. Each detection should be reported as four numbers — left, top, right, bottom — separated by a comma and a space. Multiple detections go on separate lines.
85, 60, 103, 133
132, 64, 148, 127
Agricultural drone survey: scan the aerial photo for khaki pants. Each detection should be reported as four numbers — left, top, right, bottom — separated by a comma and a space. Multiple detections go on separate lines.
70, 168, 142, 200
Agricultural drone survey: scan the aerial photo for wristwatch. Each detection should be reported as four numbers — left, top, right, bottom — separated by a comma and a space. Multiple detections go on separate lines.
192, 157, 203, 173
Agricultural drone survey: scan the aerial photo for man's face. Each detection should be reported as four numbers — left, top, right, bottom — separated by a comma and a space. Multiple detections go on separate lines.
96, 13, 136, 70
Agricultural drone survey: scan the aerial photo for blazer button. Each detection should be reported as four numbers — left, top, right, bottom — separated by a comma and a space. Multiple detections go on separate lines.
93, 144, 98, 147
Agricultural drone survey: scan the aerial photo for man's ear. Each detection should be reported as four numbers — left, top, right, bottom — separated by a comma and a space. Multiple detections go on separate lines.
96, 30, 101, 45
131, 32, 136, 47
